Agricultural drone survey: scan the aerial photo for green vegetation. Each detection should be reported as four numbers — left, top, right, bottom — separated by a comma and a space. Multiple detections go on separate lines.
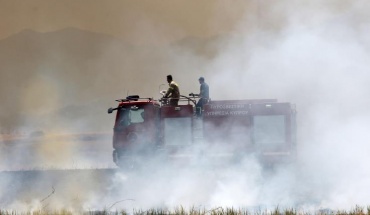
0, 206, 370, 215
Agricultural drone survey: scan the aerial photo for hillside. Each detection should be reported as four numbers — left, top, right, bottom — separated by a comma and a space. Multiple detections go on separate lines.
0, 28, 225, 133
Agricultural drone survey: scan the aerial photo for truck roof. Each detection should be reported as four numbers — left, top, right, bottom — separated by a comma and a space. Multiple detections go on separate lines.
208, 99, 278, 105
118, 99, 160, 107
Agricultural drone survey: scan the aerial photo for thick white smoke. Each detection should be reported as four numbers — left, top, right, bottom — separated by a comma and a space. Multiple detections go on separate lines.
2, 0, 370, 213
201, 0, 370, 210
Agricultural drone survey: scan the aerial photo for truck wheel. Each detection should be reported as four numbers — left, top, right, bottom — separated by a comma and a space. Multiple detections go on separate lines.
113, 149, 120, 165
113, 150, 138, 170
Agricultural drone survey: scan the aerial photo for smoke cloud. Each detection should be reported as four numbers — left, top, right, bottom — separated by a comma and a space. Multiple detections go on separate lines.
207, 0, 370, 210
1, 0, 370, 213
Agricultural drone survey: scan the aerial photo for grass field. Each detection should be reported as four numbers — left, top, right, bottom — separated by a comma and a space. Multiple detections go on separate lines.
1, 134, 369, 215
1, 206, 370, 215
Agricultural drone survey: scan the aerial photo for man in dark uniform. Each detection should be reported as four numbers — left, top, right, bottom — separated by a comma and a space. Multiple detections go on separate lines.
164, 75, 180, 106
195, 77, 209, 117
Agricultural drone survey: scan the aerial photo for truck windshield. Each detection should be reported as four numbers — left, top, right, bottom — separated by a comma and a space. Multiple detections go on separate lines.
117, 107, 145, 128
253, 115, 286, 146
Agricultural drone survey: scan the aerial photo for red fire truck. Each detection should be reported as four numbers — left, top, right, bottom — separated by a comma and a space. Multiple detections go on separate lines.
107, 95, 296, 168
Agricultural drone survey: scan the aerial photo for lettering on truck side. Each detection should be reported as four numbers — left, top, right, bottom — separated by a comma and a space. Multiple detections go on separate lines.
205, 110, 249, 116
205, 104, 249, 116
209, 104, 246, 109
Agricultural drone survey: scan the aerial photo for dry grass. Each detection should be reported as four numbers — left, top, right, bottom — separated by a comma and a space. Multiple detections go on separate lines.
1, 206, 370, 215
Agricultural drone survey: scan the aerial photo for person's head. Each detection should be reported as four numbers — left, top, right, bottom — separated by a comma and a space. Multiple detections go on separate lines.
167, 75, 173, 84
198, 77, 205, 84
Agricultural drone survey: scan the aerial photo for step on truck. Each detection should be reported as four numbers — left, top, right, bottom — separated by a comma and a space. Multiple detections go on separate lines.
107, 94, 297, 168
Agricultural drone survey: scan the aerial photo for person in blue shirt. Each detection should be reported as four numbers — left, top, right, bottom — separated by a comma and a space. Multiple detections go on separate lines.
195, 77, 209, 117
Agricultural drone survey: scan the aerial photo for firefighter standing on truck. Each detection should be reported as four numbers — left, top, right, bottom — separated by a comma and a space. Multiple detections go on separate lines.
196, 77, 209, 116
164, 75, 180, 106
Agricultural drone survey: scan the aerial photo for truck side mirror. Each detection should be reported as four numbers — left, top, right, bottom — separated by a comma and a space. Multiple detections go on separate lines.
108, 107, 113, 114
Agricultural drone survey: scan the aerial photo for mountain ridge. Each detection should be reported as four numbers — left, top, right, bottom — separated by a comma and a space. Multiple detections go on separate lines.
0, 27, 227, 131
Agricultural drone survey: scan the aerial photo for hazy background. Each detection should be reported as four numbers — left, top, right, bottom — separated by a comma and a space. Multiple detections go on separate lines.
0, 0, 252, 133
1, 0, 370, 212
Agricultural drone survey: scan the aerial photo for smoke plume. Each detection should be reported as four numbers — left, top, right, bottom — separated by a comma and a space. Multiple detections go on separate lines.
1, 0, 370, 213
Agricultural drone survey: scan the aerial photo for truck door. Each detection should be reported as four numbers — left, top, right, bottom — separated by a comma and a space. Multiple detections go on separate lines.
113, 104, 157, 151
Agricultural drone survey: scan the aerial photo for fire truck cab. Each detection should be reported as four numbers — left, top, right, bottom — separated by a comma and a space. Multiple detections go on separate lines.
108, 95, 296, 168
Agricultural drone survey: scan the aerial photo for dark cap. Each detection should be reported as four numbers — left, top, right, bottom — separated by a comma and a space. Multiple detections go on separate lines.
199, 77, 204, 81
